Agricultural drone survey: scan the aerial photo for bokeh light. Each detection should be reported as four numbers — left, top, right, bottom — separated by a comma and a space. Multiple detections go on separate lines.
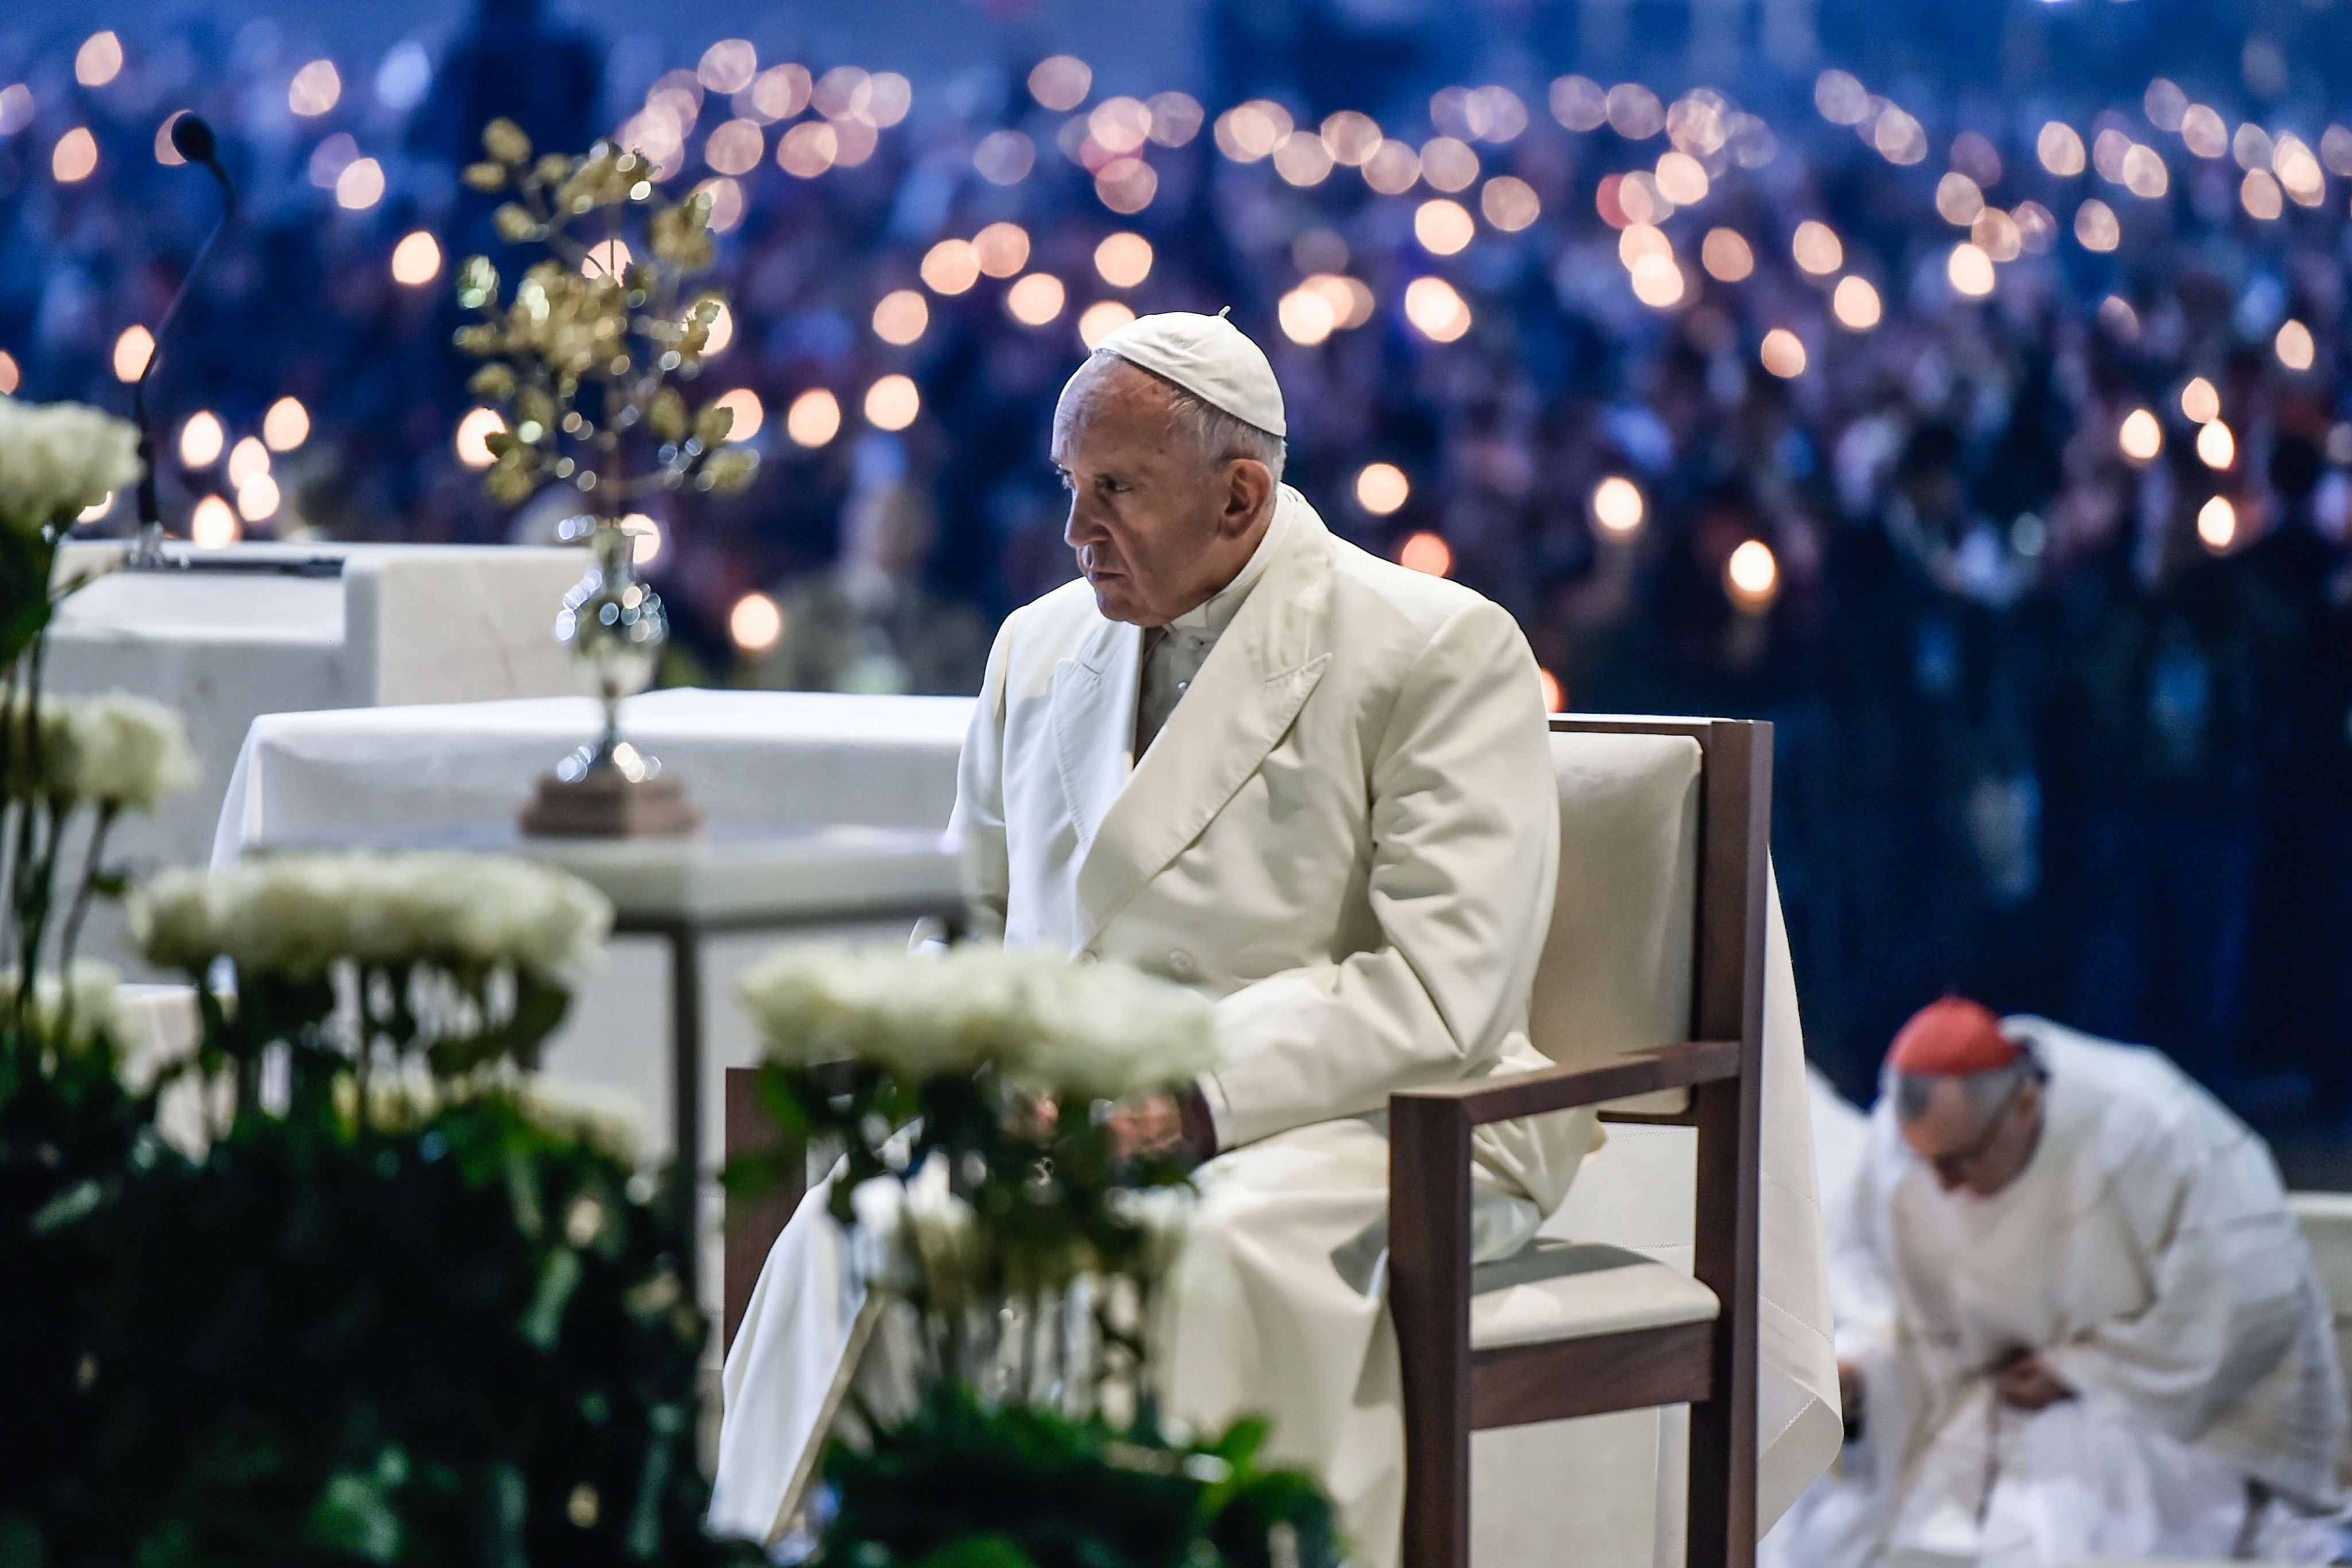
390, 231, 442, 287
1356, 463, 1410, 515
76, 33, 123, 88
1027, 55, 1092, 112
1481, 177, 1541, 231
2118, 408, 2163, 463
235, 473, 280, 524
778, 122, 837, 177
1831, 276, 1882, 330
2180, 378, 2219, 424
190, 495, 239, 549
920, 239, 981, 296
865, 374, 921, 429
1629, 254, 1685, 308
1006, 273, 1066, 326
973, 222, 1031, 278
1702, 229, 1754, 282
1415, 199, 1475, 255
226, 436, 269, 489
1094, 233, 1153, 288
625, 514, 663, 566
1278, 287, 1337, 346
1419, 137, 1479, 193
1592, 476, 1646, 536
1946, 243, 1996, 297
705, 119, 764, 176
289, 59, 341, 117
1724, 539, 1780, 609
872, 289, 930, 346
1403, 277, 1472, 342
786, 389, 842, 447
264, 397, 310, 452
2198, 420, 2235, 470
2074, 200, 2121, 251
712, 388, 764, 442
730, 592, 784, 652
2196, 495, 2238, 552
113, 326, 154, 382
1398, 531, 1453, 576
454, 407, 505, 468
179, 411, 225, 469
2277, 320, 2316, 371
1792, 220, 1843, 276
335, 157, 385, 210
973, 130, 1035, 185
1759, 328, 1807, 378
1077, 300, 1136, 350
0, 352, 19, 396
53, 128, 98, 183
702, 301, 734, 356
2038, 122, 2086, 176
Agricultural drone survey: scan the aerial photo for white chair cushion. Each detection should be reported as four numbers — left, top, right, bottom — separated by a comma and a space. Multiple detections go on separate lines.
1471, 1238, 1720, 1351
1530, 730, 1701, 1114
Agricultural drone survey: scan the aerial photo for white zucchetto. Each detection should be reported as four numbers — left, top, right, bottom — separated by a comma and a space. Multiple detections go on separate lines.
1088, 309, 1286, 439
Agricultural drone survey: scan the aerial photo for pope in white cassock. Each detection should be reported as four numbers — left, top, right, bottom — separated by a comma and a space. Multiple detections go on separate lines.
1796, 997, 2347, 1568
714, 310, 1835, 1563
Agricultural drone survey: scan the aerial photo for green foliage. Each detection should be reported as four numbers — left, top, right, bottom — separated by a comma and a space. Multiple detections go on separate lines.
813, 1384, 1341, 1568
5, 1082, 764, 1568
735, 1059, 1193, 1308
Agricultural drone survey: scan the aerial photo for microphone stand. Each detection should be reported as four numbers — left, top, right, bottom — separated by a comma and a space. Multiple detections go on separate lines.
124, 116, 238, 573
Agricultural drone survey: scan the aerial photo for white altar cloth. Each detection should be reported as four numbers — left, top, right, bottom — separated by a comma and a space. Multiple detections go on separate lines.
46, 542, 585, 966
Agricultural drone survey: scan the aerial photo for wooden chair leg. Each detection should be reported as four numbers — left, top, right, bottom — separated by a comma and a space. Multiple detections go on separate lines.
1393, 1095, 1475, 1568
722, 1066, 805, 1354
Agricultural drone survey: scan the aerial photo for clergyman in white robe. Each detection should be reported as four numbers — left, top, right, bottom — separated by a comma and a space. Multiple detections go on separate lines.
1830, 1015, 2347, 1567
713, 311, 1841, 1565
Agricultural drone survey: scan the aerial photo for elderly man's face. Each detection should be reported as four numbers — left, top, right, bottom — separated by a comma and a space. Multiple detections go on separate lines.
1052, 359, 1272, 627
1900, 1074, 2044, 1197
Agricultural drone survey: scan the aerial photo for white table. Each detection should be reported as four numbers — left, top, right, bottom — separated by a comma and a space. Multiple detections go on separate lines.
215, 688, 977, 1299
47, 541, 587, 966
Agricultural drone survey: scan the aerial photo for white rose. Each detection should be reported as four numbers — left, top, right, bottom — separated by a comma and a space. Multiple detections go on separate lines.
0, 396, 142, 531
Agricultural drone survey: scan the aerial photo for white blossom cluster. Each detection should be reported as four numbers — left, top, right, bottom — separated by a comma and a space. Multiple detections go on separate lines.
737, 942, 1218, 1103
0, 396, 142, 532
131, 851, 613, 988
0, 961, 125, 1052
6, 693, 199, 810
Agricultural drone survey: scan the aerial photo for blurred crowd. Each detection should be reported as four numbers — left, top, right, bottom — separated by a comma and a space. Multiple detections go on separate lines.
3, 1, 2351, 1120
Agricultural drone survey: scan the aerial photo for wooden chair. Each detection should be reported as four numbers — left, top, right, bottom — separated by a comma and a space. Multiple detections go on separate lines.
1391, 715, 1769, 1568
721, 714, 1771, 1566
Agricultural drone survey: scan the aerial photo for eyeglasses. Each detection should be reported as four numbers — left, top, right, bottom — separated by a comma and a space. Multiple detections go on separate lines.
1927, 1077, 2028, 1187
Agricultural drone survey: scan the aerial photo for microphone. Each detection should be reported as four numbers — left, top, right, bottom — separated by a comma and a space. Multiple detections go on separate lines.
127, 113, 238, 569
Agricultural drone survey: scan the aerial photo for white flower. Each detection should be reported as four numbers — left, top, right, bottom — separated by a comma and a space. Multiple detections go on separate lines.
737, 942, 1218, 1101
129, 851, 613, 988
0, 396, 142, 532
5, 692, 199, 810
514, 1075, 646, 1162
0, 961, 125, 1053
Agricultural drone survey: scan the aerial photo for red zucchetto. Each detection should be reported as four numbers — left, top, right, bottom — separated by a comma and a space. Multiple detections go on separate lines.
1886, 997, 2019, 1077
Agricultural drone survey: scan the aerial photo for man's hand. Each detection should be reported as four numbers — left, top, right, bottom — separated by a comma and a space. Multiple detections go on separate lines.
1990, 1350, 2073, 1411
1105, 1093, 1187, 1159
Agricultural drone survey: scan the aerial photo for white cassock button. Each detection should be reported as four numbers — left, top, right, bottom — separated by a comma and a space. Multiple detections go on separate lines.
1167, 949, 1194, 978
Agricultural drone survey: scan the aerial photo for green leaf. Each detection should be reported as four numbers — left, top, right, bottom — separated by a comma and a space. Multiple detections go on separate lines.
307, 1472, 402, 1563
519, 1245, 582, 1349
